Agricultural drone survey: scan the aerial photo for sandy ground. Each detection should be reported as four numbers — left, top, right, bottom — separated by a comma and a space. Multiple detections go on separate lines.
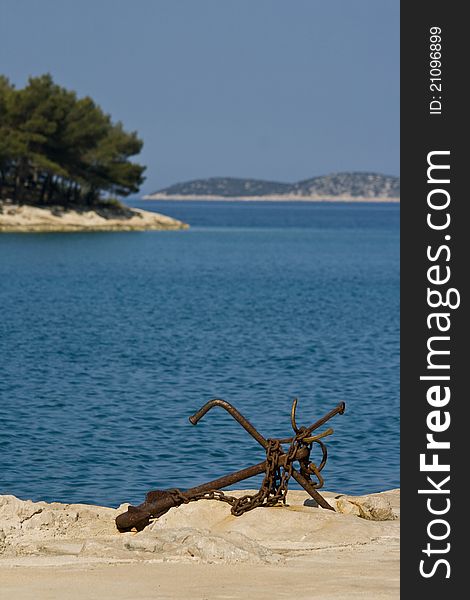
0, 203, 188, 232
0, 489, 399, 599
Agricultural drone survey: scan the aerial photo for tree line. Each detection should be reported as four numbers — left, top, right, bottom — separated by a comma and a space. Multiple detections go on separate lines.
0, 74, 145, 206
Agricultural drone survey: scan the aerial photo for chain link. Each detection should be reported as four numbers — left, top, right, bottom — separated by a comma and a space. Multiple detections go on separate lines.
167, 430, 317, 517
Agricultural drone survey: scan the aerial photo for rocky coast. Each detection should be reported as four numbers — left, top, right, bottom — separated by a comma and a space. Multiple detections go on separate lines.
0, 489, 399, 599
0, 202, 188, 233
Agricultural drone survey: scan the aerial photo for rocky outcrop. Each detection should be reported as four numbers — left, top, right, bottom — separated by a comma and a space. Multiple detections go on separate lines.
0, 202, 188, 232
335, 493, 398, 521
0, 489, 399, 566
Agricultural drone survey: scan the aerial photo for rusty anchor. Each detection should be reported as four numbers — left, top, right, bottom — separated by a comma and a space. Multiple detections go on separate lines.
115, 398, 345, 532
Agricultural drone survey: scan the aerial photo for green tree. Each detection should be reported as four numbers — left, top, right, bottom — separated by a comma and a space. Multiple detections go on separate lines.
0, 74, 145, 206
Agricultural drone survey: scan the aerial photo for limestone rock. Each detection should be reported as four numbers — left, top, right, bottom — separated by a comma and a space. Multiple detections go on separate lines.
0, 202, 188, 232
0, 490, 400, 566
335, 494, 397, 521
121, 528, 279, 564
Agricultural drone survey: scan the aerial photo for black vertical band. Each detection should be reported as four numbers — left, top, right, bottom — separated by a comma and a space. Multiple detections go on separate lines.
401, 2, 465, 594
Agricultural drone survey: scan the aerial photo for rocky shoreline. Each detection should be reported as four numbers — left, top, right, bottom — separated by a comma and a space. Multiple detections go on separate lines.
0, 202, 188, 233
0, 489, 399, 599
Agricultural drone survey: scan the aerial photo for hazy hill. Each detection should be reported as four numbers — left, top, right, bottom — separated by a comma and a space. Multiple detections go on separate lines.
293, 172, 400, 198
144, 172, 400, 200
146, 177, 291, 198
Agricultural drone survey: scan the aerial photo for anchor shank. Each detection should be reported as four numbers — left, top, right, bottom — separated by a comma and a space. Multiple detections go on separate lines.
185, 445, 310, 496
115, 446, 312, 531
185, 460, 267, 496
115, 460, 267, 532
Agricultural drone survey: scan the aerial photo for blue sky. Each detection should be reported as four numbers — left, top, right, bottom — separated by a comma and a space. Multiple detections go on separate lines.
1, 0, 399, 194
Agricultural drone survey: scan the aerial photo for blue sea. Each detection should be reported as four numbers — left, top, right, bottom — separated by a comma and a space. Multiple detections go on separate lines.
0, 201, 399, 507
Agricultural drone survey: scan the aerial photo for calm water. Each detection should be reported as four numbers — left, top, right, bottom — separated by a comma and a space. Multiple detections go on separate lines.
0, 201, 399, 506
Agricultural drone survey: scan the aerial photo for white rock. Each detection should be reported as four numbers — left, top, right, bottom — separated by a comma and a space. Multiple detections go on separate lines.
0, 490, 399, 565
335, 494, 396, 521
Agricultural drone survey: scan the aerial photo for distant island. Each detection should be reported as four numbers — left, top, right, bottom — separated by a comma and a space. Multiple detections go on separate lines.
144, 172, 400, 202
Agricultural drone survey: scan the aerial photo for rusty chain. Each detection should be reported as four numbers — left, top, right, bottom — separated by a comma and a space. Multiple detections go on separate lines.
165, 428, 324, 517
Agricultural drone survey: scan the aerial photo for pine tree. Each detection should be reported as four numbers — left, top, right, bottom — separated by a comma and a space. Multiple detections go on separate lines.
0, 74, 146, 206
